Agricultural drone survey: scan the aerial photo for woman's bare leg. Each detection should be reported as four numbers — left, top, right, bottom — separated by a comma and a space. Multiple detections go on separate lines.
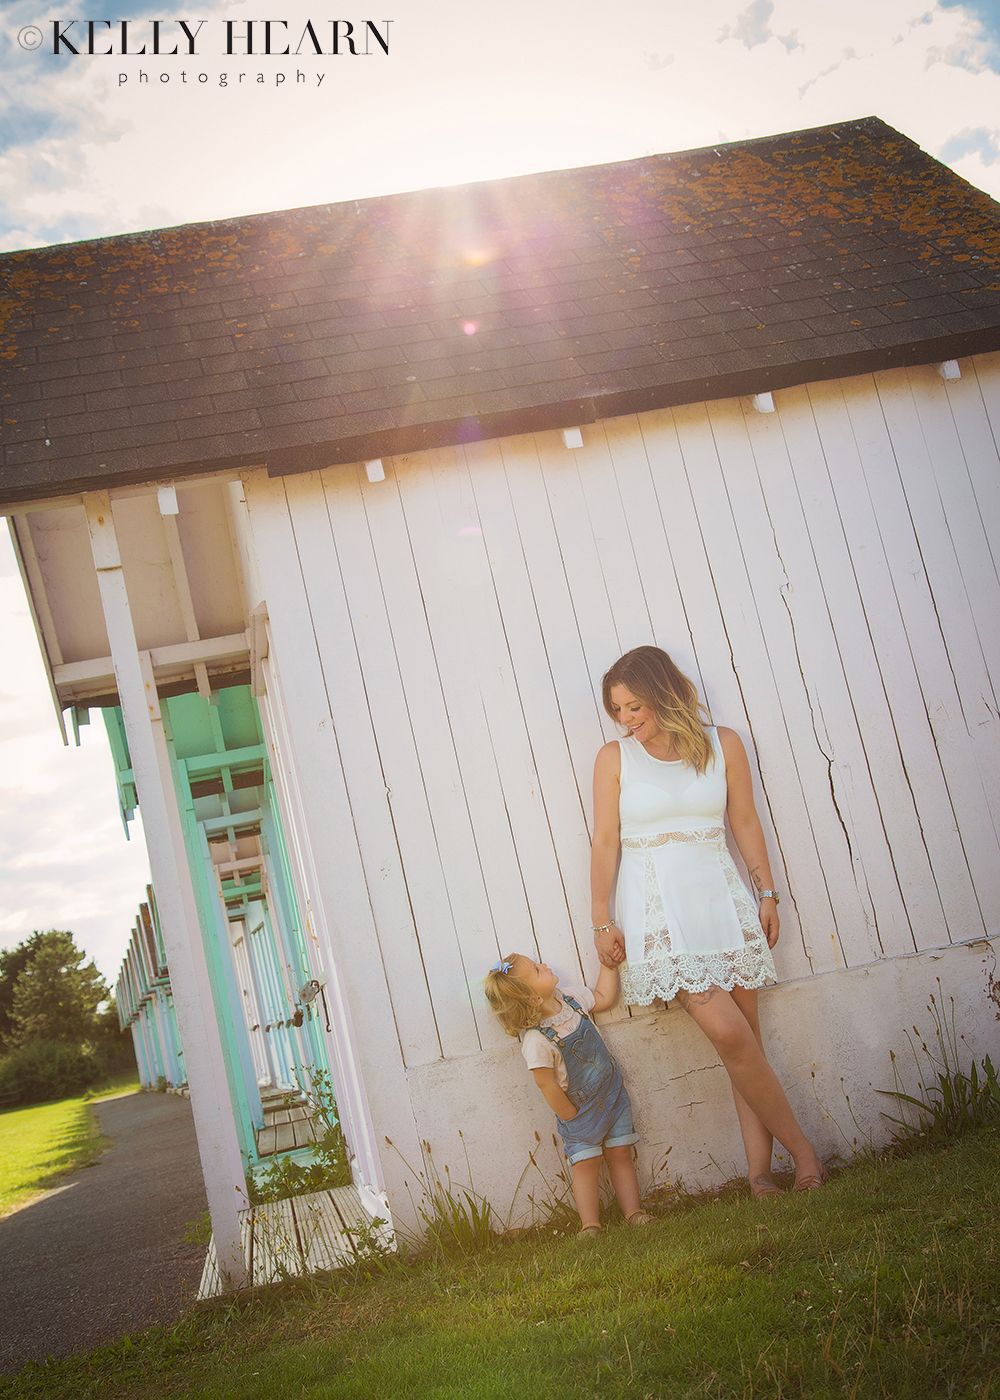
675, 985, 823, 1186
727, 987, 777, 1188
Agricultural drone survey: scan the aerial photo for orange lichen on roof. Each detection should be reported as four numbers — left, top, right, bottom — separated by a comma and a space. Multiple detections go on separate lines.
650, 136, 1000, 263
2, 115, 999, 499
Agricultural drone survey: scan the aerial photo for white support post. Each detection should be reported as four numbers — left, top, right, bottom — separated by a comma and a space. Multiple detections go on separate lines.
81, 492, 249, 1291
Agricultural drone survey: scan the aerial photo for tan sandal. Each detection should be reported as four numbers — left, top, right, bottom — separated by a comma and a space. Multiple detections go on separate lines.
578, 1222, 601, 1238
626, 1210, 654, 1226
793, 1169, 829, 1192
750, 1175, 784, 1200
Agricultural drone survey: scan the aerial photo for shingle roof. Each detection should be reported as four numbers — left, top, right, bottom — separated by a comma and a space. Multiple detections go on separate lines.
3, 115, 1000, 505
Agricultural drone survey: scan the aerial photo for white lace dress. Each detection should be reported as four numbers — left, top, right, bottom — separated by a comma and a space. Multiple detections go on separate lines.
615, 729, 776, 1006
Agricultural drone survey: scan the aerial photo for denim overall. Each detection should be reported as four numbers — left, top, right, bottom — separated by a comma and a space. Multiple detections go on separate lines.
537, 995, 638, 1165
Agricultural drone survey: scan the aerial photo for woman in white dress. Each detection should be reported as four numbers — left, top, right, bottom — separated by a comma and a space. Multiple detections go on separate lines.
591, 646, 825, 1197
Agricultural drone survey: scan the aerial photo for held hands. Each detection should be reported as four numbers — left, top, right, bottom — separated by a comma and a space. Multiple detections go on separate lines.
594, 922, 625, 968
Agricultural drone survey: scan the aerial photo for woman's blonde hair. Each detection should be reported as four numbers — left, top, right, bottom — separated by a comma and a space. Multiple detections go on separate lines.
483, 956, 543, 1037
601, 646, 713, 774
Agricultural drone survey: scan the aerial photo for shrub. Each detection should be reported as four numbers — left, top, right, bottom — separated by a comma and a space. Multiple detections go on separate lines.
248, 1119, 353, 1204
0, 1040, 103, 1106
878, 986, 1000, 1150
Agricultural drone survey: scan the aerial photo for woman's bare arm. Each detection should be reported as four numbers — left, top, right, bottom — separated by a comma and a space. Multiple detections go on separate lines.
591, 741, 625, 966
719, 727, 779, 948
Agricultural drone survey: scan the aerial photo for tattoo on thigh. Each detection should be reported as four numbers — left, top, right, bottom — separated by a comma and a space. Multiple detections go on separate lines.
676, 986, 722, 1009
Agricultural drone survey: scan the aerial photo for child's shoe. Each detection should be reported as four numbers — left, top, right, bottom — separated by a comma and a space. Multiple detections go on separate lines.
626, 1210, 654, 1226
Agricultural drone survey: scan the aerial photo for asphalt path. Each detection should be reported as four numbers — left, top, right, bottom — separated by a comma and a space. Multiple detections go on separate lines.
0, 1091, 209, 1376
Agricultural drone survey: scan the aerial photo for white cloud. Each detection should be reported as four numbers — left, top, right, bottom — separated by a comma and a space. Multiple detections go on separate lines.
798, 47, 859, 98
927, 0, 1000, 72
1, 0, 999, 251
720, 0, 777, 50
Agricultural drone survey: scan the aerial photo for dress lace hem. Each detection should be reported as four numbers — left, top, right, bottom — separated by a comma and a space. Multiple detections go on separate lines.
619, 935, 777, 1006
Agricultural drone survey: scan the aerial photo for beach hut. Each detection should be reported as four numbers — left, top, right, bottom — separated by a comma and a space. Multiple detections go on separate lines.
2, 116, 998, 1287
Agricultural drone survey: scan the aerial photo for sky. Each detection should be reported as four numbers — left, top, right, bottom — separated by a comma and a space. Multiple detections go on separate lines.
2, 0, 1000, 984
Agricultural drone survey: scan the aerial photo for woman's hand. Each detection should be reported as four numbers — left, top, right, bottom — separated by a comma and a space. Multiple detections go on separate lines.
594, 922, 625, 968
758, 898, 779, 949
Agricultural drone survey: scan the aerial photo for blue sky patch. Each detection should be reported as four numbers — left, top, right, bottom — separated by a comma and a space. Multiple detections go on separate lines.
940, 125, 1000, 164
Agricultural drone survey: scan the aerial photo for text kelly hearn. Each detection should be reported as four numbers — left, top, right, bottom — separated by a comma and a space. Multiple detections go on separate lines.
36, 20, 392, 56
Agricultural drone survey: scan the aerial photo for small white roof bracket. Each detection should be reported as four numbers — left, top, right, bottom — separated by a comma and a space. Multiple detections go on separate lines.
157, 484, 180, 515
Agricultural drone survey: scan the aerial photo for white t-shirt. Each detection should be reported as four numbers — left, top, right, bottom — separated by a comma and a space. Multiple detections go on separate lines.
520, 985, 596, 1091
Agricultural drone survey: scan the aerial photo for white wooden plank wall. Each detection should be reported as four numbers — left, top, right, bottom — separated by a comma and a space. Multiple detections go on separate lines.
254, 638, 389, 1197
281, 475, 450, 1062
238, 482, 408, 1196
841, 380, 996, 928
249, 357, 999, 1072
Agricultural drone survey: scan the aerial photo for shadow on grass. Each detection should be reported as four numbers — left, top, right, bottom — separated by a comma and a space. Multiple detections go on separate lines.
0, 1097, 109, 1217
4, 1124, 998, 1400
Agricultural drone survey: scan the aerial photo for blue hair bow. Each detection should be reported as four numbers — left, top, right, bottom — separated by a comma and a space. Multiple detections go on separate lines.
491, 958, 513, 974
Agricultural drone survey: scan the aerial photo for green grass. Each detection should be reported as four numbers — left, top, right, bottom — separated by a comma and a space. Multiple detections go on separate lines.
4, 1125, 998, 1400
0, 1094, 109, 1217
86, 1070, 142, 1102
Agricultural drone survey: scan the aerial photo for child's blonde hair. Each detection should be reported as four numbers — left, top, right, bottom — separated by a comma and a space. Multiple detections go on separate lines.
484, 955, 543, 1037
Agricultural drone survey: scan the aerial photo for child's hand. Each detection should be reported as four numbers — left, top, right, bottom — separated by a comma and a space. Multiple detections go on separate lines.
591, 961, 621, 1014
595, 923, 625, 967
531, 1067, 578, 1119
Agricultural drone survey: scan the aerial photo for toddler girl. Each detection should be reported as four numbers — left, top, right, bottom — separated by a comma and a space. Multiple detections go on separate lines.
484, 953, 653, 1237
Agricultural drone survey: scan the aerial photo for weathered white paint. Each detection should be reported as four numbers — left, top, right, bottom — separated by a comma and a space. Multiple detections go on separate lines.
405, 935, 999, 1217
255, 654, 392, 1210
13, 480, 248, 706
81, 490, 249, 1289
52, 634, 249, 692
228, 473, 413, 1222
236, 354, 1000, 1208
9, 351, 999, 1232
24, 505, 111, 664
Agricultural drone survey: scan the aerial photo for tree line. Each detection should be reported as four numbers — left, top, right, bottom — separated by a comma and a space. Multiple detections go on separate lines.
0, 930, 135, 1106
